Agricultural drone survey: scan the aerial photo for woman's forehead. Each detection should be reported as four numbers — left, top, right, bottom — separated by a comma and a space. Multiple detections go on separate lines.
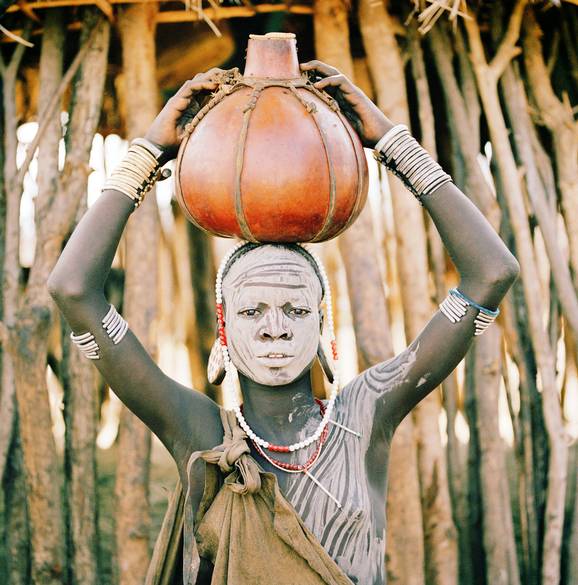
237, 278, 314, 300
222, 246, 322, 299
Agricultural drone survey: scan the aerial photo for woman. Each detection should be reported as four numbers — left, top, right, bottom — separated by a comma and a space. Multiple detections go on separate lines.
48, 60, 519, 585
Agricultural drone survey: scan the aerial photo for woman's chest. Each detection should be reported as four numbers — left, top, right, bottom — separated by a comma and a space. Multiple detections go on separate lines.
182, 398, 389, 585
273, 428, 387, 585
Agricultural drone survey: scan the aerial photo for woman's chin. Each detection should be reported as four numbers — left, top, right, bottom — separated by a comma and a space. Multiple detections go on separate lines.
243, 364, 301, 387
236, 358, 315, 387
259, 366, 295, 386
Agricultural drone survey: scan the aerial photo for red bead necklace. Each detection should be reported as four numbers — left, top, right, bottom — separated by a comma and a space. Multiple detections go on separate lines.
244, 398, 329, 473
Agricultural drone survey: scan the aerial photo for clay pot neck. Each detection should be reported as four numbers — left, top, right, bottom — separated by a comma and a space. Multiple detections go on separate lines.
243, 33, 301, 79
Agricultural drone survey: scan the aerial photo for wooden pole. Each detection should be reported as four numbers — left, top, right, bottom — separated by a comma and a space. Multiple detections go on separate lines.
409, 25, 471, 584
502, 288, 544, 585
0, 20, 30, 502
359, 2, 458, 584
312, 2, 426, 584
464, 3, 568, 582
428, 21, 524, 585
187, 224, 217, 399
9, 13, 67, 583
115, 5, 160, 584
566, 443, 578, 585
463, 350, 486, 585
162, 209, 202, 394
522, 10, 578, 290
473, 326, 521, 585
0, 26, 31, 585
62, 330, 100, 585
2, 8, 110, 583
59, 16, 110, 580
499, 61, 578, 347
1, 431, 31, 584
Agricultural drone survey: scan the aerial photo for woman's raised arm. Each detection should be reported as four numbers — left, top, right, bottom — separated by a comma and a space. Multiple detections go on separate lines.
48, 73, 227, 464
301, 60, 519, 432
358, 179, 518, 432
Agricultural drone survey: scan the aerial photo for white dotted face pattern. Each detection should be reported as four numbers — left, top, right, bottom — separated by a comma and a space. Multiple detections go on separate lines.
222, 246, 322, 386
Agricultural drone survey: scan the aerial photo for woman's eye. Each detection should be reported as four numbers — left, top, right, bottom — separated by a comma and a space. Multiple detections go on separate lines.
239, 308, 260, 317
289, 308, 310, 317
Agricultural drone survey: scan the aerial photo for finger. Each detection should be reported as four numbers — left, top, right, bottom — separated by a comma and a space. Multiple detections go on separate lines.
314, 74, 355, 94
193, 67, 238, 83
203, 67, 228, 78
171, 80, 219, 109
300, 60, 340, 78
175, 79, 218, 97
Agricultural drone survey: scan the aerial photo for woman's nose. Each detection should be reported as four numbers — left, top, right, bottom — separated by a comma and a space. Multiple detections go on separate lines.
259, 310, 292, 340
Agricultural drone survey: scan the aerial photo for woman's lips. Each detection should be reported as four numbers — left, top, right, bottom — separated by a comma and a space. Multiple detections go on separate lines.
258, 353, 294, 359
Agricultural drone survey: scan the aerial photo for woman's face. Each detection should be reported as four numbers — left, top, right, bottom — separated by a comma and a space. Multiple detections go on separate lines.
222, 246, 322, 386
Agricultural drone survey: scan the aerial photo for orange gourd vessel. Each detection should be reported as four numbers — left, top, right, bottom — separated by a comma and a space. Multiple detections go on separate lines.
175, 33, 368, 243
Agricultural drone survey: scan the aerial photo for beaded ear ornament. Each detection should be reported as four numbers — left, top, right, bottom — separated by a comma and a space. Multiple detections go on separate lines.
214, 242, 345, 455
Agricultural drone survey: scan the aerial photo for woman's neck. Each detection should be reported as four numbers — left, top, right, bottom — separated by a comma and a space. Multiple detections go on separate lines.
239, 372, 319, 441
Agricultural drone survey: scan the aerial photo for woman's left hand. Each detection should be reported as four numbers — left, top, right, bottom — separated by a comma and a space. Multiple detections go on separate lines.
300, 60, 394, 148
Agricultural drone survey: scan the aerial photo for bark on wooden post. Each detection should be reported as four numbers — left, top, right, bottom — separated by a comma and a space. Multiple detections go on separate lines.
2, 431, 31, 584
500, 62, 578, 347
359, 3, 458, 584
116, 5, 160, 585
63, 19, 110, 585
187, 224, 217, 399
567, 445, 578, 585
58, 11, 110, 582
502, 288, 545, 585
62, 331, 99, 585
428, 23, 522, 585
0, 24, 32, 585
472, 326, 521, 585
0, 22, 30, 501
162, 209, 201, 392
463, 351, 486, 585
464, 3, 568, 582
1, 9, 109, 583
522, 10, 578, 289
312, 3, 426, 584
409, 27, 469, 583
59, 20, 109, 580
9, 13, 67, 584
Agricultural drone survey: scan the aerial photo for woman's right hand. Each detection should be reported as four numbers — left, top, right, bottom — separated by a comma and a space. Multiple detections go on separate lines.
144, 68, 237, 160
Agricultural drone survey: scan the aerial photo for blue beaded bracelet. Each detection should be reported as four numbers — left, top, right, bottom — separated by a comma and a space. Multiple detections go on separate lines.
449, 288, 499, 318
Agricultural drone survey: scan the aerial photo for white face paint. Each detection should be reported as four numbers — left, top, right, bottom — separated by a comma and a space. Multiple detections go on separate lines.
222, 245, 322, 386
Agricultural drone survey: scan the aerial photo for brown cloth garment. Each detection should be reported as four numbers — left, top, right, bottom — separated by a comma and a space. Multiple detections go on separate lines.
145, 409, 354, 585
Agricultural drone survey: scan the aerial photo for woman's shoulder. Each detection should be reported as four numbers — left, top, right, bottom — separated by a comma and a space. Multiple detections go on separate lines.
333, 357, 409, 435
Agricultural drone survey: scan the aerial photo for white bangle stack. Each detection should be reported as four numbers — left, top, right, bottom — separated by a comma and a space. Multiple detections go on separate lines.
374, 124, 452, 204
102, 305, 129, 344
70, 331, 100, 360
103, 138, 171, 209
70, 304, 129, 361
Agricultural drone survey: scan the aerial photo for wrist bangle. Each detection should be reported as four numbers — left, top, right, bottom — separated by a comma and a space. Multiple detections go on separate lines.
133, 137, 171, 164
373, 124, 452, 204
374, 124, 406, 152
103, 138, 172, 209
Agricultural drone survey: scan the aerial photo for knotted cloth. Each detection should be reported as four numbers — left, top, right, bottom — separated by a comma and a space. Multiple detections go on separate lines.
145, 409, 353, 585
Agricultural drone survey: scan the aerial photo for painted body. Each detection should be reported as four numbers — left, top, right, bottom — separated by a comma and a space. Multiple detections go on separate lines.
48, 61, 519, 584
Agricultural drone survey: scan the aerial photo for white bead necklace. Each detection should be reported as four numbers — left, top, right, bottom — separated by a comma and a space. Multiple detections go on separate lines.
215, 242, 340, 453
